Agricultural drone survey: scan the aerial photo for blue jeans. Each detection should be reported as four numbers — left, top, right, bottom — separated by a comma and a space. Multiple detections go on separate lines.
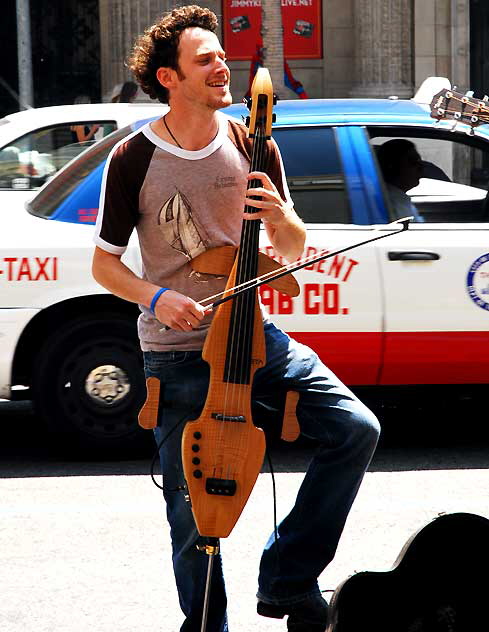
144, 322, 380, 632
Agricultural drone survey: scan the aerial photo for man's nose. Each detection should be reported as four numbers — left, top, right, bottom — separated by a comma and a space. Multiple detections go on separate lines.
215, 57, 228, 72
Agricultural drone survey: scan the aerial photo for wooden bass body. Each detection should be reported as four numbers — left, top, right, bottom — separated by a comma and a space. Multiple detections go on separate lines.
181, 250, 266, 538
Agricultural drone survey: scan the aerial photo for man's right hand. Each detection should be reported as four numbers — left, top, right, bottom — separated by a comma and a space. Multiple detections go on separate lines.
154, 290, 207, 332
91, 249, 208, 333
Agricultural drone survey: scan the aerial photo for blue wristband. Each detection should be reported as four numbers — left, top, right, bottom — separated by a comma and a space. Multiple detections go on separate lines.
150, 287, 169, 315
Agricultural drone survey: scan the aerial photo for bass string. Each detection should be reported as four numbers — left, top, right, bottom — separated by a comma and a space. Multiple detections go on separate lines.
240, 125, 266, 454
225, 126, 263, 390
239, 125, 266, 384
236, 130, 262, 412
222, 124, 262, 457
238, 129, 264, 382
231, 125, 265, 475
220, 124, 266, 478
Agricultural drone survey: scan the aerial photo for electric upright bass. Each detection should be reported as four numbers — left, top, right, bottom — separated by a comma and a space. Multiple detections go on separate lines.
181, 67, 299, 539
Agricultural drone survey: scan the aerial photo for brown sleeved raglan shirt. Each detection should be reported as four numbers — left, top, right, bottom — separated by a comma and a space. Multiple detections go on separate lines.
94, 112, 292, 351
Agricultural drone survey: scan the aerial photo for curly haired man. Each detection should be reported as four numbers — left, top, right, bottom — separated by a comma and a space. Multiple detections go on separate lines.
92, 6, 379, 632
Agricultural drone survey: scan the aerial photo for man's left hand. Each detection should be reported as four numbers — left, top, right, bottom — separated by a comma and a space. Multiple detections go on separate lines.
244, 171, 294, 226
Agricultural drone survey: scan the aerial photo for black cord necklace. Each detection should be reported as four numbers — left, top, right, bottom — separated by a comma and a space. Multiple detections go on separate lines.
163, 115, 183, 148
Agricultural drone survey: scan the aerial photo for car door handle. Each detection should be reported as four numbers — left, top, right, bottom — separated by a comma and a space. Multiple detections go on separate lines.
387, 251, 441, 261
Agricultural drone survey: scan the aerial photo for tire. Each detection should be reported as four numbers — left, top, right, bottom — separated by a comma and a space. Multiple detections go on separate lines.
32, 314, 152, 457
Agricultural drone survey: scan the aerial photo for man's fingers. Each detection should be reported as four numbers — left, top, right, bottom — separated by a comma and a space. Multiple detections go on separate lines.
245, 197, 276, 210
246, 187, 278, 200
248, 171, 274, 190
178, 318, 193, 332
154, 290, 206, 330
169, 308, 203, 329
243, 210, 269, 221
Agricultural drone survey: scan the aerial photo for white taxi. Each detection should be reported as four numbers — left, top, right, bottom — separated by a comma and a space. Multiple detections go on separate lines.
0, 103, 162, 453
2, 87, 488, 454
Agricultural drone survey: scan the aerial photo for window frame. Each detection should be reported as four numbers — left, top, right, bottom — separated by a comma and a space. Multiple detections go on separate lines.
367, 124, 489, 224
273, 124, 353, 225
0, 119, 118, 192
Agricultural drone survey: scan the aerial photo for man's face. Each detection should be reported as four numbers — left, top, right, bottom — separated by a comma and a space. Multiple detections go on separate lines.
170, 27, 232, 111
399, 148, 423, 192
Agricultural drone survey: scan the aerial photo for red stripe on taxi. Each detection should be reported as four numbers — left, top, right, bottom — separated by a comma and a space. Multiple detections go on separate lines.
290, 331, 489, 386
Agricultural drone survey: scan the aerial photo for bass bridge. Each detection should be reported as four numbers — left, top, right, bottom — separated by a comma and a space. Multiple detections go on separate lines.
211, 412, 246, 423
205, 477, 237, 496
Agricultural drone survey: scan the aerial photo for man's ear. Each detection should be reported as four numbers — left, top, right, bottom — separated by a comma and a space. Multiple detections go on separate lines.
156, 67, 175, 90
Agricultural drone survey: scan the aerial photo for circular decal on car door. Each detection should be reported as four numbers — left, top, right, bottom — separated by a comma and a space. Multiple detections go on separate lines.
467, 253, 489, 311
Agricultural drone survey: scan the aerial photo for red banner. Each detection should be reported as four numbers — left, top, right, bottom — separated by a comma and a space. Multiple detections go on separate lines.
222, 0, 322, 60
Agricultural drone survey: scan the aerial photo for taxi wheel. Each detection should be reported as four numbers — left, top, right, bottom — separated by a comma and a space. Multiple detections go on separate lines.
32, 315, 152, 457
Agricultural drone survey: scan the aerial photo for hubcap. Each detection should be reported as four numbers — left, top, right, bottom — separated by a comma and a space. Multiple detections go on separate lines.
84, 364, 131, 406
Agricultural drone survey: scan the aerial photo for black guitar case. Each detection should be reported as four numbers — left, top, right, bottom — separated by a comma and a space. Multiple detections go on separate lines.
327, 512, 489, 632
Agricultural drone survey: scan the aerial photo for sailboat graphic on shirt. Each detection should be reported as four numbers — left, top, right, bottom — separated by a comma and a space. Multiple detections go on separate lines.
158, 190, 207, 259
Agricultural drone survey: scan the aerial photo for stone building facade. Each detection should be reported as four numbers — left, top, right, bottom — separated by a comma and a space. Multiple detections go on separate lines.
98, 0, 471, 105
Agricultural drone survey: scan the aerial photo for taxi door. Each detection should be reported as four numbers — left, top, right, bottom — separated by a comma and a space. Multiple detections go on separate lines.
370, 129, 489, 386
263, 125, 387, 386
376, 224, 489, 385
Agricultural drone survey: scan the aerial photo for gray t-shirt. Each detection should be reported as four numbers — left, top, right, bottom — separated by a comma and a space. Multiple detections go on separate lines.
94, 112, 291, 351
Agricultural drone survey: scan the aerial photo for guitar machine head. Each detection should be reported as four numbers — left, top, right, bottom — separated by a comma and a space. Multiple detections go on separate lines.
430, 87, 489, 135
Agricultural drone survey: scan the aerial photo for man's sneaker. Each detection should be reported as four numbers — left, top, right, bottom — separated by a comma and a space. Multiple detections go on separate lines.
257, 593, 329, 631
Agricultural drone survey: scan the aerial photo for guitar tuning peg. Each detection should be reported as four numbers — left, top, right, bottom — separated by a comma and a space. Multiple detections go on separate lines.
465, 90, 474, 97
466, 127, 475, 136
450, 120, 458, 132
483, 95, 489, 102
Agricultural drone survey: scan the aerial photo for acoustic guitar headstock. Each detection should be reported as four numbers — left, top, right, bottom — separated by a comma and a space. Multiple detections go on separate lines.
430, 88, 489, 133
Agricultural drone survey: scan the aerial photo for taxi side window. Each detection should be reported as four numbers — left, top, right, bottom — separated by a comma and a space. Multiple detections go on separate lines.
370, 132, 489, 223
273, 127, 352, 223
0, 121, 117, 191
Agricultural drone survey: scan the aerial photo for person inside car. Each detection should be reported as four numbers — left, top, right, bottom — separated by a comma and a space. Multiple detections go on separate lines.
70, 95, 100, 143
377, 139, 425, 221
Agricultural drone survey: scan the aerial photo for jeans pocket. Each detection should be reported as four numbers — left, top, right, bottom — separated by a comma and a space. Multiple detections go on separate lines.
143, 350, 202, 377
